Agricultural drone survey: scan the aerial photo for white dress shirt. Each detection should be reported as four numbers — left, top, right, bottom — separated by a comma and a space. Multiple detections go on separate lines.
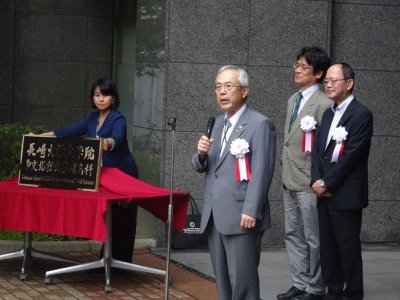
326, 95, 354, 149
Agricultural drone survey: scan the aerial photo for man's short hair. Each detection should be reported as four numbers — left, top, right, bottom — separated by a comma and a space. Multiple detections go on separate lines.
297, 47, 330, 83
216, 65, 249, 87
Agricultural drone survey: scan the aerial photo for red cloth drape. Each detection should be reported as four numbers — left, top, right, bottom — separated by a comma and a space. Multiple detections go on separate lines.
0, 168, 189, 242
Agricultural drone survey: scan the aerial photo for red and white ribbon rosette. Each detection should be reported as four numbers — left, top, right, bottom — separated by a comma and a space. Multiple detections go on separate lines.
331, 126, 348, 162
230, 138, 251, 182
300, 115, 317, 152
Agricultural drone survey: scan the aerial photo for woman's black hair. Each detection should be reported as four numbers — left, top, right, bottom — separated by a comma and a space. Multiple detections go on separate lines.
90, 78, 120, 109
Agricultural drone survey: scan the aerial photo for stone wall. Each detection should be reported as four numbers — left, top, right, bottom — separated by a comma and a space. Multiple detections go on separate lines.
162, 0, 400, 246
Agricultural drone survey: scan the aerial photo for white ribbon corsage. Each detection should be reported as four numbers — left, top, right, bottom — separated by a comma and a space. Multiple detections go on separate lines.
300, 116, 317, 152
230, 138, 251, 181
331, 126, 348, 162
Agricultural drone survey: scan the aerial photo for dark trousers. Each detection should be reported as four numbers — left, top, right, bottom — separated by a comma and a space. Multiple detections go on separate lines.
318, 201, 363, 300
111, 202, 138, 262
101, 165, 139, 263
100, 202, 138, 263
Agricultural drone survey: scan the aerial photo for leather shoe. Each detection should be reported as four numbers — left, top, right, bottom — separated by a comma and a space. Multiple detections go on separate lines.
293, 292, 325, 300
277, 286, 304, 300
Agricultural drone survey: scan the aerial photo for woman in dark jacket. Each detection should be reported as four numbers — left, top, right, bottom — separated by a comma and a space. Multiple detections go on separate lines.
46, 78, 138, 263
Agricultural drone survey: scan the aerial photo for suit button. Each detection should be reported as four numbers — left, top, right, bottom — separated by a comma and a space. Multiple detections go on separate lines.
215, 174, 218, 179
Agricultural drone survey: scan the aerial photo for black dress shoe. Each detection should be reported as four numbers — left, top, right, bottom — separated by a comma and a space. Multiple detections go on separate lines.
293, 292, 325, 300
277, 286, 304, 300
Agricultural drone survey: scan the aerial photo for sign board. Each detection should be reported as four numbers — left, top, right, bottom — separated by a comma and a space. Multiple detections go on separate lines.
18, 135, 103, 191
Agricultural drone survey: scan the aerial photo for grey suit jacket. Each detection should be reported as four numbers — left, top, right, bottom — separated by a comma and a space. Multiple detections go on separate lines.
282, 88, 331, 192
192, 106, 276, 235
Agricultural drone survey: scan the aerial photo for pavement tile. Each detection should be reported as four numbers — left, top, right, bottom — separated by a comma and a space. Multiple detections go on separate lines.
0, 249, 217, 299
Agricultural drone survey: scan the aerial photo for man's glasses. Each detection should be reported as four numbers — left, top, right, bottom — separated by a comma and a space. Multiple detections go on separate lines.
323, 78, 349, 85
293, 63, 313, 71
215, 83, 241, 91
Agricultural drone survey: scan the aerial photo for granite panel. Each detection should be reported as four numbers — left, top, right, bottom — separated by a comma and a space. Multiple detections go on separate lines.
132, 126, 164, 186
0, 13, 14, 58
334, 0, 400, 5
168, 0, 250, 64
162, 131, 205, 200
136, 0, 166, 62
0, 59, 12, 105
133, 62, 166, 131
352, 70, 400, 136
250, 0, 330, 66
19, 14, 86, 61
87, 0, 113, 17
361, 200, 400, 242
0, 105, 11, 123
18, 0, 87, 15
13, 106, 85, 129
0, 0, 14, 12
368, 136, 400, 201
17, 60, 86, 107
248, 65, 298, 135
269, 133, 284, 201
166, 63, 223, 131
114, 0, 137, 21
331, 3, 400, 70
262, 200, 285, 247
87, 17, 113, 63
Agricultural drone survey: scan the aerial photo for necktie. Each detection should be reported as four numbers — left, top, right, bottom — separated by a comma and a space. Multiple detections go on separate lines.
289, 92, 303, 132
220, 119, 232, 156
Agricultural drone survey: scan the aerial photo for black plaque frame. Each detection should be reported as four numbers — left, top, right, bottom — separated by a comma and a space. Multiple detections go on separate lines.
18, 135, 103, 191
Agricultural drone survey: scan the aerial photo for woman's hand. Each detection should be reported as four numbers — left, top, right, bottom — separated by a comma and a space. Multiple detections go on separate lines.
103, 138, 115, 151
39, 131, 56, 136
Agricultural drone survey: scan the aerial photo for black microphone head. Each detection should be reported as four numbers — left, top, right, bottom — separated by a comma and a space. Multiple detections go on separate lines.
205, 117, 215, 138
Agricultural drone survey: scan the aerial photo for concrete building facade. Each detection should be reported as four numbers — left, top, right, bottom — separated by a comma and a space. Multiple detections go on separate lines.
1, 0, 399, 247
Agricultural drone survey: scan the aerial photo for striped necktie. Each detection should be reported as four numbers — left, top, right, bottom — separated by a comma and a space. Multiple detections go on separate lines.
289, 92, 303, 132
220, 119, 232, 156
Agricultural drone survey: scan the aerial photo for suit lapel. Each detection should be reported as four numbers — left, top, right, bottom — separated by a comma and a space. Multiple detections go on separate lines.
212, 116, 224, 164
286, 89, 321, 142
321, 110, 334, 153
323, 99, 358, 152
337, 98, 357, 128
215, 107, 251, 170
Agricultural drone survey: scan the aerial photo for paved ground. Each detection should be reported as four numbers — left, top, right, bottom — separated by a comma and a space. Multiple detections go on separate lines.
166, 244, 400, 300
1, 241, 400, 299
0, 246, 216, 299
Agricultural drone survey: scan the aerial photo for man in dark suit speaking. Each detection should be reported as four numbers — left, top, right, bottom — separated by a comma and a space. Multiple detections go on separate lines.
311, 63, 373, 300
192, 65, 276, 300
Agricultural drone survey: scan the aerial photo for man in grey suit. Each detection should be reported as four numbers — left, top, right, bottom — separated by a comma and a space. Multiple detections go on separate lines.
278, 47, 331, 300
192, 65, 276, 300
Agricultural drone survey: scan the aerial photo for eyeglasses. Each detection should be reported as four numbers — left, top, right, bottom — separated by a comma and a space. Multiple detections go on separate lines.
293, 63, 313, 71
214, 83, 241, 91
323, 78, 349, 85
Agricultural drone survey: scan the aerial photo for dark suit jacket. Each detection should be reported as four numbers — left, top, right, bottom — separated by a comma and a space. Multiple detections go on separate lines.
54, 110, 138, 177
311, 98, 373, 210
192, 106, 276, 235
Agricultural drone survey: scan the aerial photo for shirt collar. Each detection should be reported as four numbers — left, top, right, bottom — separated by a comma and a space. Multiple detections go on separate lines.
331, 94, 354, 113
225, 103, 247, 128
300, 84, 320, 101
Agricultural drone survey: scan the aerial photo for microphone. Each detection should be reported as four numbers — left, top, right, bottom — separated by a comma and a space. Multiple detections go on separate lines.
205, 117, 215, 139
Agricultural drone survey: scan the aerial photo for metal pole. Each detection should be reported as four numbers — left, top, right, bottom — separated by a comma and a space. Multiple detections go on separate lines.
164, 117, 176, 300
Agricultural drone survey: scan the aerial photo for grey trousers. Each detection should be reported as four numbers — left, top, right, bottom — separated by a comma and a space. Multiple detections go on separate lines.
207, 217, 263, 300
283, 187, 325, 295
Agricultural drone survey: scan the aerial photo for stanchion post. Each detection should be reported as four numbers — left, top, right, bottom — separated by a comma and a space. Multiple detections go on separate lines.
164, 117, 176, 300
